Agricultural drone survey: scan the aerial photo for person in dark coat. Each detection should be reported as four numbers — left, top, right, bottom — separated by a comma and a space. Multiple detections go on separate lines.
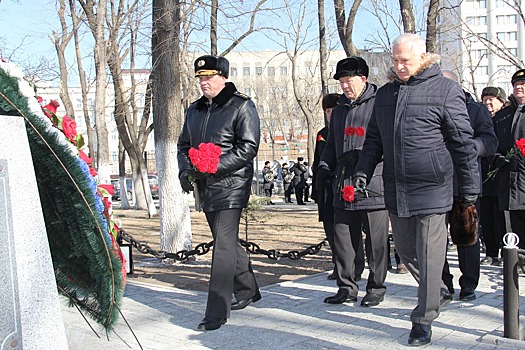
318, 57, 389, 308
492, 69, 525, 253
293, 157, 308, 205
262, 160, 275, 205
480, 86, 508, 266
440, 70, 498, 302
281, 162, 294, 203
354, 34, 479, 346
313, 93, 365, 281
178, 55, 261, 331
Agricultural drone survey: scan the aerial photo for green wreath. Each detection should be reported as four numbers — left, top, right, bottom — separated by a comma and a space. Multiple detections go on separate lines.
0, 64, 124, 331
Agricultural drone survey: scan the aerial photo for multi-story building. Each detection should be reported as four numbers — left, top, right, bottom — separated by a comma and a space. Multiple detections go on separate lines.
440, 0, 525, 99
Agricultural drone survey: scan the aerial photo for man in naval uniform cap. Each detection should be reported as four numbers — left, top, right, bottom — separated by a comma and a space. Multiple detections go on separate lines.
178, 55, 261, 331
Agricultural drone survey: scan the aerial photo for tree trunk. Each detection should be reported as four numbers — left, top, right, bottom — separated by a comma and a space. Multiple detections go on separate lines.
333, 0, 362, 56
152, 0, 192, 253
399, 0, 416, 33
425, 0, 439, 53
318, 0, 329, 97
210, 0, 218, 55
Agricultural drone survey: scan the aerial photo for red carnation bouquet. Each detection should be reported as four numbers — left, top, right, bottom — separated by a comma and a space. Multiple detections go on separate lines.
188, 142, 222, 174
485, 138, 525, 182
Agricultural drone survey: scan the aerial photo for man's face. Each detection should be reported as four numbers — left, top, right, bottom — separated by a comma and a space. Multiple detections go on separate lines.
482, 96, 504, 115
392, 42, 425, 82
199, 74, 226, 100
513, 81, 525, 105
338, 75, 367, 100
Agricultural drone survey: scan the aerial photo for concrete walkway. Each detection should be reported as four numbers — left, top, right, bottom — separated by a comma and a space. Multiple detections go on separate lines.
62, 248, 525, 350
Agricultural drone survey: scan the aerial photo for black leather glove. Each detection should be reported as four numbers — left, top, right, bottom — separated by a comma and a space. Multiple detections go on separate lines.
316, 165, 331, 190
179, 170, 194, 193
187, 168, 211, 180
458, 193, 478, 206
494, 154, 510, 169
353, 172, 368, 192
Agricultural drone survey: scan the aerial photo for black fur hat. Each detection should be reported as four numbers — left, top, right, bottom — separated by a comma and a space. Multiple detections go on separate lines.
333, 56, 369, 80
449, 202, 479, 246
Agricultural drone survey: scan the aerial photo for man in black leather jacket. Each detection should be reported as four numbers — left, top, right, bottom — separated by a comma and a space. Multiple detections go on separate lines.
177, 55, 261, 331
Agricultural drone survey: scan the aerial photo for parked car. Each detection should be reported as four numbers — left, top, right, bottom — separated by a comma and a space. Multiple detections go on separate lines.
111, 174, 158, 201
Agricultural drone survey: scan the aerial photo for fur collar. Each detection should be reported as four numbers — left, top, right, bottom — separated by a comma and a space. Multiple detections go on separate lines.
196, 82, 238, 109
387, 53, 441, 84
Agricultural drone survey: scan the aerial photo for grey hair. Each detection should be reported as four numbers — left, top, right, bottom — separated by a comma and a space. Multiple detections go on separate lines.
392, 33, 426, 55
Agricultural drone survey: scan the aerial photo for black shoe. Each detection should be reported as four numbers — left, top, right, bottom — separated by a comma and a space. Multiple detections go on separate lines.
459, 288, 476, 301
327, 272, 337, 280
323, 289, 357, 304
197, 316, 227, 331
231, 292, 261, 310
360, 292, 384, 307
408, 323, 432, 346
298, 202, 306, 205
440, 288, 453, 308
269, 201, 275, 205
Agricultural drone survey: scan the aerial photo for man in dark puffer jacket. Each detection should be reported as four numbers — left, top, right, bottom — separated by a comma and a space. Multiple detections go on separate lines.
178, 55, 261, 331
354, 34, 479, 347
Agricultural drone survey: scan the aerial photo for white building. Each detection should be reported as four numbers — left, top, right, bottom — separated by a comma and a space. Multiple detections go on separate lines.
440, 0, 525, 99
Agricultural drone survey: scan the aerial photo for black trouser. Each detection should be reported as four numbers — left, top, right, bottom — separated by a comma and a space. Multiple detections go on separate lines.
205, 209, 259, 318
333, 207, 389, 297
295, 186, 305, 204
480, 195, 505, 258
284, 183, 293, 202
304, 185, 310, 201
442, 200, 481, 292
507, 209, 525, 250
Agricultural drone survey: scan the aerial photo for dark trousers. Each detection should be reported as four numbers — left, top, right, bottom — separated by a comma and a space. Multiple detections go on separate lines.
390, 213, 447, 325
480, 195, 505, 257
295, 186, 305, 204
506, 209, 525, 249
284, 184, 293, 202
304, 185, 310, 201
205, 209, 259, 318
333, 208, 389, 297
442, 200, 481, 292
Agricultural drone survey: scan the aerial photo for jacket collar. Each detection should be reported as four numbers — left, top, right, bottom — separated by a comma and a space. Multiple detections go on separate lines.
196, 82, 238, 109
387, 53, 441, 85
338, 82, 377, 107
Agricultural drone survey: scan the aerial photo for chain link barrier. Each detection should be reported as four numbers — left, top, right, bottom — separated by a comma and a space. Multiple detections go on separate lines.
119, 229, 327, 262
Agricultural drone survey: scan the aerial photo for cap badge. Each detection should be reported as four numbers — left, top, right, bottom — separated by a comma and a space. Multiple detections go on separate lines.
197, 60, 206, 67
518, 72, 525, 77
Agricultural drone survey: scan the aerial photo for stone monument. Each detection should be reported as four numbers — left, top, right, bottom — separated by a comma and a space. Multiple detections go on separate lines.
0, 114, 68, 350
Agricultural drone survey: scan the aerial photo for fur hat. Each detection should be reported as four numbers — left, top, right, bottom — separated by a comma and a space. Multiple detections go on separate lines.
511, 68, 525, 86
333, 57, 369, 80
449, 202, 479, 246
194, 55, 229, 78
481, 86, 506, 103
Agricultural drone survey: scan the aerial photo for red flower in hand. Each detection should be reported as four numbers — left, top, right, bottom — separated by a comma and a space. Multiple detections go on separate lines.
516, 138, 525, 156
342, 185, 355, 202
61, 115, 78, 144
188, 142, 222, 174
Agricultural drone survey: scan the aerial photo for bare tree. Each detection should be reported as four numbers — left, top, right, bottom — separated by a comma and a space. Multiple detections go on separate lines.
333, 0, 362, 56
77, 0, 112, 183
152, 0, 192, 253
399, 0, 416, 33
318, 0, 329, 96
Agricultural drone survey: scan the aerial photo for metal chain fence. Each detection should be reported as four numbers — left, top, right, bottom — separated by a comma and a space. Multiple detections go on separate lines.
119, 229, 327, 262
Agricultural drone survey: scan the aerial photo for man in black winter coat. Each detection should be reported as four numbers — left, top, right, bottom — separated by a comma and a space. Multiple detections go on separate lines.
354, 34, 479, 347
441, 70, 498, 302
318, 57, 389, 308
178, 55, 261, 331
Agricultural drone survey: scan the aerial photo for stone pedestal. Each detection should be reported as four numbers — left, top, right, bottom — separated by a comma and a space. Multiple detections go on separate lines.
0, 115, 68, 350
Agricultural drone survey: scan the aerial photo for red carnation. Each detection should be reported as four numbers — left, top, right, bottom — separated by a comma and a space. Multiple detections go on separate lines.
355, 126, 365, 136
317, 134, 325, 142
516, 138, 525, 157
342, 185, 355, 202
344, 126, 355, 136
61, 115, 78, 144
188, 142, 222, 174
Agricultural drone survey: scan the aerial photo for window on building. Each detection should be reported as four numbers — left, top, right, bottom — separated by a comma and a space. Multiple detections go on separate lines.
111, 129, 118, 141
496, 0, 508, 7
497, 31, 517, 41
243, 66, 250, 76
256, 66, 263, 76
497, 14, 517, 24
467, 16, 487, 26
280, 87, 288, 98
268, 66, 275, 76
509, 48, 518, 56
230, 67, 238, 77
497, 65, 515, 75
472, 49, 488, 59
475, 66, 489, 75
280, 66, 288, 75
111, 151, 118, 161
244, 87, 251, 96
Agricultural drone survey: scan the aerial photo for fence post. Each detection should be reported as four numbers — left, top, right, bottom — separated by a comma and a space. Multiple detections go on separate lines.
502, 232, 520, 340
